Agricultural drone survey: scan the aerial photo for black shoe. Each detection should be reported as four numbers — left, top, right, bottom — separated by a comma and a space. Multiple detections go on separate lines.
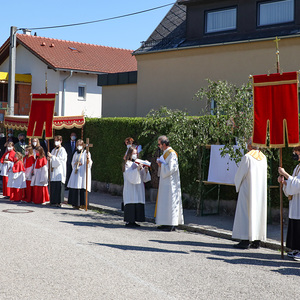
234, 240, 250, 249
250, 240, 261, 249
125, 222, 136, 227
133, 222, 141, 227
157, 225, 175, 231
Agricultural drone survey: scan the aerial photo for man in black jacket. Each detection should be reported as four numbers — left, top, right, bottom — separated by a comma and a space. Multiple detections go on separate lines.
64, 132, 77, 188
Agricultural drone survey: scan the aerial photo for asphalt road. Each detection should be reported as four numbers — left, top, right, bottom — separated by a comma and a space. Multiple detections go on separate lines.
0, 200, 299, 300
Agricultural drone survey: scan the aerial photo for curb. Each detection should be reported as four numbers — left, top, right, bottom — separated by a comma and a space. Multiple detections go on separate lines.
88, 203, 287, 253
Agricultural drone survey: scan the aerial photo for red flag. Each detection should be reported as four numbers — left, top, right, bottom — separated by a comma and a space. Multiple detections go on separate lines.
252, 72, 299, 148
27, 93, 56, 139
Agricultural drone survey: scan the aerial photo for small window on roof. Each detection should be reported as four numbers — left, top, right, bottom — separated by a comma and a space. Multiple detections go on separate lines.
206, 7, 237, 33
68, 46, 79, 52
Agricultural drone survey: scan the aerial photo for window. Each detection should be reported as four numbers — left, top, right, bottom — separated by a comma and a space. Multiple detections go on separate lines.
206, 7, 237, 33
78, 84, 86, 101
258, 0, 294, 26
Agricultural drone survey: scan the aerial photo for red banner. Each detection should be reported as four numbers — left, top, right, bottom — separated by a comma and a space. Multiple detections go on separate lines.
27, 93, 56, 139
252, 72, 299, 148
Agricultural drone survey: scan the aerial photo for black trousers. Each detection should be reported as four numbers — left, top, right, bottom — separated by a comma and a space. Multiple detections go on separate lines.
68, 188, 86, 207
124, 203, 145, 223
50, 181, 65, 204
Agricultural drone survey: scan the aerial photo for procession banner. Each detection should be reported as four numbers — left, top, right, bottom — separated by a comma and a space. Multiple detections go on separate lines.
252, 72, 299, 148
27, 93, 56, 139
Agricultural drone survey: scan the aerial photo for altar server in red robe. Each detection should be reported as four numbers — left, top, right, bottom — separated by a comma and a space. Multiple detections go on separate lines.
0, 141, 16, 197
31, 146, 49, 204
24, 145, 35, 203
7, 152, 26, 202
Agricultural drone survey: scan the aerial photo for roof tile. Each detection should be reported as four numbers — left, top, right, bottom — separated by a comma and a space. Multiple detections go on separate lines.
15, 34, 137, 73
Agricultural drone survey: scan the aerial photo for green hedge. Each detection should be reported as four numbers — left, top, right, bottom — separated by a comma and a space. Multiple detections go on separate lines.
49, 116, 300, 209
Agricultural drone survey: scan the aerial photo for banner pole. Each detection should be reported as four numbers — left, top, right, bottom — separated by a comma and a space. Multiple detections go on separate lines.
274, 36, 284, 259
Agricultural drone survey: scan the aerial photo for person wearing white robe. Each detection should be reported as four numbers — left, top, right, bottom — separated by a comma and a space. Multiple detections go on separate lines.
47, 135, 67, 206
278, 146, 300, 256
7, 152, 26, 201
232, 141, 267, 249
123, 147, 151, 227
30, 146, 49, 204
155, 136, 184, 231
67, 139, 93, 208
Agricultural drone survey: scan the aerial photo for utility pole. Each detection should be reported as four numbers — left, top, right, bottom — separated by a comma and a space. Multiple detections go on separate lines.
7, 26, 17, 116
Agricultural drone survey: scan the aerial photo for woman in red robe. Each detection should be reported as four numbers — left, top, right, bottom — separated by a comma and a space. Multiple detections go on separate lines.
24, 145, 35, 203
7, 152, 26, 202
0, 142, 16, 197
30, 146, 49, 204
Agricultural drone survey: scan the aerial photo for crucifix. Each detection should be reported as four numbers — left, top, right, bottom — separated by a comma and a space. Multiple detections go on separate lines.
274, 36, 281, 73
85, 138, 93, 211
274, 36, 285, 259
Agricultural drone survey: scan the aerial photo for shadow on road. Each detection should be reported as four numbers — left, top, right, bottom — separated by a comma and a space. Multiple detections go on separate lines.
89, 241, 189, 254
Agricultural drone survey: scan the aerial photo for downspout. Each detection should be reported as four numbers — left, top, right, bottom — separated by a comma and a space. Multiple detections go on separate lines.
62, 70, 73, 116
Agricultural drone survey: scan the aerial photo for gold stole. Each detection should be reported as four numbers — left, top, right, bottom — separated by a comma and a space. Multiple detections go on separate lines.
154, 148, 178, 217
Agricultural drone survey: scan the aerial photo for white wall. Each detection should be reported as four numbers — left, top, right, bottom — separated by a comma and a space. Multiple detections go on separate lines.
59, 72, 102, 117
0, 44, 102, 117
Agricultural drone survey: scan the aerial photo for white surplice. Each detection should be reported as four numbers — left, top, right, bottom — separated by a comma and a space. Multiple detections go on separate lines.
67, 150, 92, 192
7, 161, 26, 189
283, 164, 300, 220
232, 150, 267, 241
155, 147, 184, 226
31, 163, 48, 187
49, 146, 67, 183
123, 161, 151, 205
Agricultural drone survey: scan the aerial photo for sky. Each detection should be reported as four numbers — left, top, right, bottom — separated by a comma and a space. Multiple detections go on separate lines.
0, 1, 175, 51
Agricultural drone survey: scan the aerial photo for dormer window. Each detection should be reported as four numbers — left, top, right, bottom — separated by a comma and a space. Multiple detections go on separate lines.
205, 7, 237, 34
258, 0, 294, 26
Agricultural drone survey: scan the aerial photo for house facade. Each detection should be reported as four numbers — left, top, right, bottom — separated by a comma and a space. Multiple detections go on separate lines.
0, 33, 137, 119
99, 0, 300, 117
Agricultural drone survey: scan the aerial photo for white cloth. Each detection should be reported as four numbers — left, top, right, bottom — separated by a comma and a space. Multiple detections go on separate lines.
232, 150, 267, 241
31, 163, 48, 187
156, 147, 184, 226
283, 164, 300, 220
24, 158, 34, 181
0, 153, 10, 177
67, 150, 93, 192
49, 147, 67, 183
123, 161, 151, 205
7, 161, 26, 189
207, 145, 241, 185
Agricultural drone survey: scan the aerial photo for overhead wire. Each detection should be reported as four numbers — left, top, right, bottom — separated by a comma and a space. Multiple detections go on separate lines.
21, 3, 175, 31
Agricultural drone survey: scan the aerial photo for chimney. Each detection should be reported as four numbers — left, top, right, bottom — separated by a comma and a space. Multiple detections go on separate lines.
22, 29, 32, 35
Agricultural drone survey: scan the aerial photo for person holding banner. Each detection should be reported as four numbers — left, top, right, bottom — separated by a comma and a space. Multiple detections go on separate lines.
31, 138, 40, 158
31, 146, 49, 204
67, 139, 92, 209
122, 146, 151, 227
0, 141, 16, 198
278, 146, 300, 259
232, 139, 267, 249
47, 135, 67, 207
155, 136, 184, 231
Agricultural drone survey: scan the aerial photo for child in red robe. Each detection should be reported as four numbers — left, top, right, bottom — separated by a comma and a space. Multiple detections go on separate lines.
30, 146, 49, 204
0, 142, 16, 197
7, 152, 26, 202
24, 145, 35, 203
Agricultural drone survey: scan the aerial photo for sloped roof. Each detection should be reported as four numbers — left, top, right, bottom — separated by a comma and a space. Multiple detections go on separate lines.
0, 34, 137, 74
134, 2, 186, 55
134, 0, 300, 55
